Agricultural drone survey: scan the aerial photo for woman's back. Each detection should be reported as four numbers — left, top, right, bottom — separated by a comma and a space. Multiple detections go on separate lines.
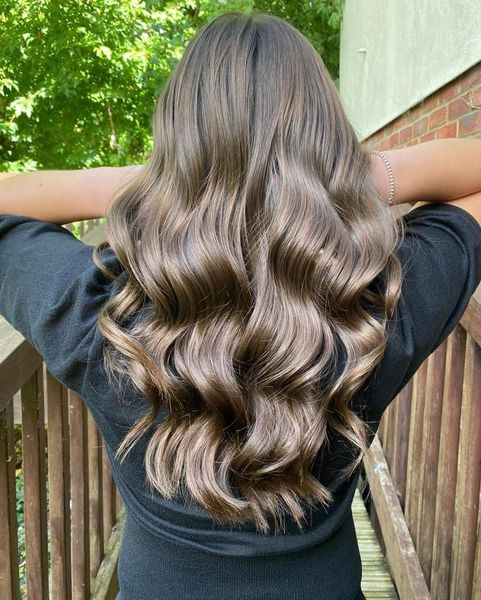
2, 200, 480, 599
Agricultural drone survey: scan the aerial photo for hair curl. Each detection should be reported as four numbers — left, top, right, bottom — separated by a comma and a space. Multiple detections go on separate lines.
92, 10, 405, 534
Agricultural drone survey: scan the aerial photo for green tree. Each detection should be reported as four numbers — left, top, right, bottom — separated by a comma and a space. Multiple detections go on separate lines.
0, 0, 343, 172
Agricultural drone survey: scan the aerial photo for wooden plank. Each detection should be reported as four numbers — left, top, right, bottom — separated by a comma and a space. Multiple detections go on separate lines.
81, 221, 106, 247
389, 388, 404, 510
417, 341, 447, 587
101, 444, 114, 554
430, 327, 465, 599
69, 390, 90, 600
0, 399, 20, 599
377, 410, 386, 447
405, 359, 428, 549
459, 285, 481, 349
391, 378, 413, 512
383, 399, 395, 472
88, 411, 103, 586
45, 369, 72, 600
0, 320, 42, 412
90, 509, 124, 600
352, 487, 398, 599
363, 434, 430, 599
471, 476, 481, 600
391, 397, 401, 466
389, 394, 401, 499
450, 333, 481, 600
21, 368, 49, 600
62, 385, 73, 596
352, 488, 398, 600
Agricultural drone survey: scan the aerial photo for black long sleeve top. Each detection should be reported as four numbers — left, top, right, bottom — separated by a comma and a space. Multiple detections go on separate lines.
1, 202, 480, 600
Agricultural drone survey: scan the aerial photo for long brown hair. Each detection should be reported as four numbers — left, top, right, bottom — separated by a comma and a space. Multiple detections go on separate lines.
92, 10, 405, 534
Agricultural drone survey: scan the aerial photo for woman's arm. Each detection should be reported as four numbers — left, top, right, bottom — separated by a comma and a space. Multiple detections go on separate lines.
0, 165, 143, 225
0, 172, 23, 181
369, 138, 481, 206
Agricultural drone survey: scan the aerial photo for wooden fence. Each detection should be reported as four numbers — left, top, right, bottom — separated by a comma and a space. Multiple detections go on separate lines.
361, 212, 481, 600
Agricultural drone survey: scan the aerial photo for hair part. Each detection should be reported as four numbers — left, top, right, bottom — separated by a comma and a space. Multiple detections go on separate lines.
92, 10, 405, 534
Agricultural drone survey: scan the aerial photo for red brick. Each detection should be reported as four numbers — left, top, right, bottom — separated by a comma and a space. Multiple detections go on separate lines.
420, 131, 436, 143
408, 104, 423, 122
457, 65, 481, 93
423, 94, 438, 112
395, 115, 408, 129
387, 130, 400, 147
412, 116, 428, 137
438, 83, 458, 104
435, 122, 457, 139
448, 94, 472, 120
458, 110, 481, 137
470, 85, 481, 107
428, 106, 447, 129
399, 124, 413, 143
379, 137, 391, 150
382, 123, 394, 137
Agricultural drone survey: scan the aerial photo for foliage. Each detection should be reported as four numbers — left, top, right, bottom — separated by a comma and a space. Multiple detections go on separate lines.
252, 0, 343, 83
13, 426, 26, 597
15, 468, 26, 598
0, 1, 343, 171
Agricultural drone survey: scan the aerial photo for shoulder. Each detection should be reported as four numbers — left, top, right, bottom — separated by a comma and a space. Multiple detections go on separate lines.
364, 202, 481, 421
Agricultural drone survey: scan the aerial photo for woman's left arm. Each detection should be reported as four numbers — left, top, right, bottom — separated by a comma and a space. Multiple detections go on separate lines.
0, 165, 142, 225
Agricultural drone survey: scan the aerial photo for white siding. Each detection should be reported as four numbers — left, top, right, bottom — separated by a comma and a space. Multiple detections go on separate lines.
339, 0, 481, 140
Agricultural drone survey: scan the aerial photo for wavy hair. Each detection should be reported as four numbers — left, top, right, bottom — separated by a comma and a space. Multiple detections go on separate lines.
92, 10, 406, 534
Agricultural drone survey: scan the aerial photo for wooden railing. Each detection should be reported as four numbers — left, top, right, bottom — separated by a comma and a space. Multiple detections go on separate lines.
0, 219, 124, 600
360, 224, 481, 600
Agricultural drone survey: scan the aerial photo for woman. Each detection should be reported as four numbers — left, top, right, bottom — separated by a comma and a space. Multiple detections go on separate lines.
1, 10, 480, 600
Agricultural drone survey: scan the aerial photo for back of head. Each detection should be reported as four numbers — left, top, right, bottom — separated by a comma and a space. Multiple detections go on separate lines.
93, 10, 405, 534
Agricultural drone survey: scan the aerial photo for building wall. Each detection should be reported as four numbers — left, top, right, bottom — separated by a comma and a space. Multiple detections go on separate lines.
363, 61, 481, 154
340, 0, 481, 141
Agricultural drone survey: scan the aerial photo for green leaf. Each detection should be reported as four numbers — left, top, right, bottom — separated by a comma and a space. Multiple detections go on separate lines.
94, 45, 112, 60
8, 95, 35, 118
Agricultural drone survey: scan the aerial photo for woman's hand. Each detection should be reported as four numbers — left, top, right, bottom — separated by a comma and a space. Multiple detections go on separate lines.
0, 165, 143, 225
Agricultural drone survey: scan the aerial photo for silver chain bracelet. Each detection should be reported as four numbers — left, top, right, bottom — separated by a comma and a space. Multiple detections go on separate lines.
369, 150, 395, 206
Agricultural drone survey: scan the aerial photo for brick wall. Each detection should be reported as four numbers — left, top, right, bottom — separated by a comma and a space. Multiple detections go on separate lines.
364, 61, 481, 151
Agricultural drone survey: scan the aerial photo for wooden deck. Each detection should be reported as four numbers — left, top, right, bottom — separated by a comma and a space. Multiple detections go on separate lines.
353, 486, 398, 599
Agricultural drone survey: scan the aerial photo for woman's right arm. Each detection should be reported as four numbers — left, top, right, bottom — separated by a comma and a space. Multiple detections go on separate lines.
369, 138, 481, 207
0, 164, 143, 225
